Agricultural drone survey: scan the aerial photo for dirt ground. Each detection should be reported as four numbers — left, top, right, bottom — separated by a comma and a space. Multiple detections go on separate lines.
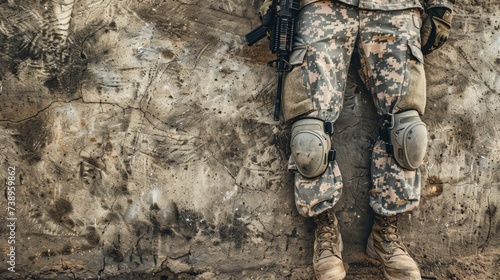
0, 0, 499, 279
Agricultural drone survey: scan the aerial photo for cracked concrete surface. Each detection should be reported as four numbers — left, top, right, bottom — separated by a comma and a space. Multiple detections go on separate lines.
0, 0, 499, 279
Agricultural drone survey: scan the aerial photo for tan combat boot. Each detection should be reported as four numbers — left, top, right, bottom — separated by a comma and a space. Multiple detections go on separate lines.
313, 209, 346, 280
366, 215, 421, 280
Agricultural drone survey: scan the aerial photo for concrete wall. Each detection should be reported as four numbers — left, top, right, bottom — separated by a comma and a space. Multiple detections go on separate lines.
0, 0, 498, 279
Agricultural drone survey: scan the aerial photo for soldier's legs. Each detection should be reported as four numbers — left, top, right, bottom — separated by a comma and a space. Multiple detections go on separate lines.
357, 8, 425, 217
357, 8, 426, 280
287, 0, 358, 218
285, 2, 359, 279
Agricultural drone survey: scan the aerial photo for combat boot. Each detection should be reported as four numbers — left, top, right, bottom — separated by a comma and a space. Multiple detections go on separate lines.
366, 214, 421, 280
313, 209, 346, 280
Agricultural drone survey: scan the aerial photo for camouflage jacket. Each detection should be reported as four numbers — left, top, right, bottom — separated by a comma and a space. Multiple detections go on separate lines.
296, 0, 455, 11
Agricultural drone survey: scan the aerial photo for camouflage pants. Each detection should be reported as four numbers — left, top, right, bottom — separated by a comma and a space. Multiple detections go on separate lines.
288, 1, 425, 217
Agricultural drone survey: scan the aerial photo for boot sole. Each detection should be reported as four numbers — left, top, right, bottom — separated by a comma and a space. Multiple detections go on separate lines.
314, 269, 346, 280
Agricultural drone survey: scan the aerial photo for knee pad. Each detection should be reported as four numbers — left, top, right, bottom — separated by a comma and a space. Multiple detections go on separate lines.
382, 110, 427, 170
291, 118, 335, 178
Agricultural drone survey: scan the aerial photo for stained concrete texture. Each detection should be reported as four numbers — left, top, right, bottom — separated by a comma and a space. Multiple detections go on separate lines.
0, 0, 499, 279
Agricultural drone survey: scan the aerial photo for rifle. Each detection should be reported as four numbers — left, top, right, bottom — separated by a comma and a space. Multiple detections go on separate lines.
245, 0, 301, 121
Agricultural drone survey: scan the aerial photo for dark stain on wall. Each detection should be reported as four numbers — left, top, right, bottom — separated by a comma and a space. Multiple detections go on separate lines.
9, 117, 51, 164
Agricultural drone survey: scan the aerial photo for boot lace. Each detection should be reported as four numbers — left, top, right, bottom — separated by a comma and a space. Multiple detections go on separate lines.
381, 216, 407, 257
315, 214, 339, 259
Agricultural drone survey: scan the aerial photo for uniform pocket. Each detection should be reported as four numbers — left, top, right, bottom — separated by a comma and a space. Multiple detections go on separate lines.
408, 42, 424, 64
289, 47, 308, 66
283, 47, 313, 121
395, 41, 426, 115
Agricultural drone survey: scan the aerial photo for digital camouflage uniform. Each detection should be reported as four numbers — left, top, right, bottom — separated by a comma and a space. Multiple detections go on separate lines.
284, 0, 455, 218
